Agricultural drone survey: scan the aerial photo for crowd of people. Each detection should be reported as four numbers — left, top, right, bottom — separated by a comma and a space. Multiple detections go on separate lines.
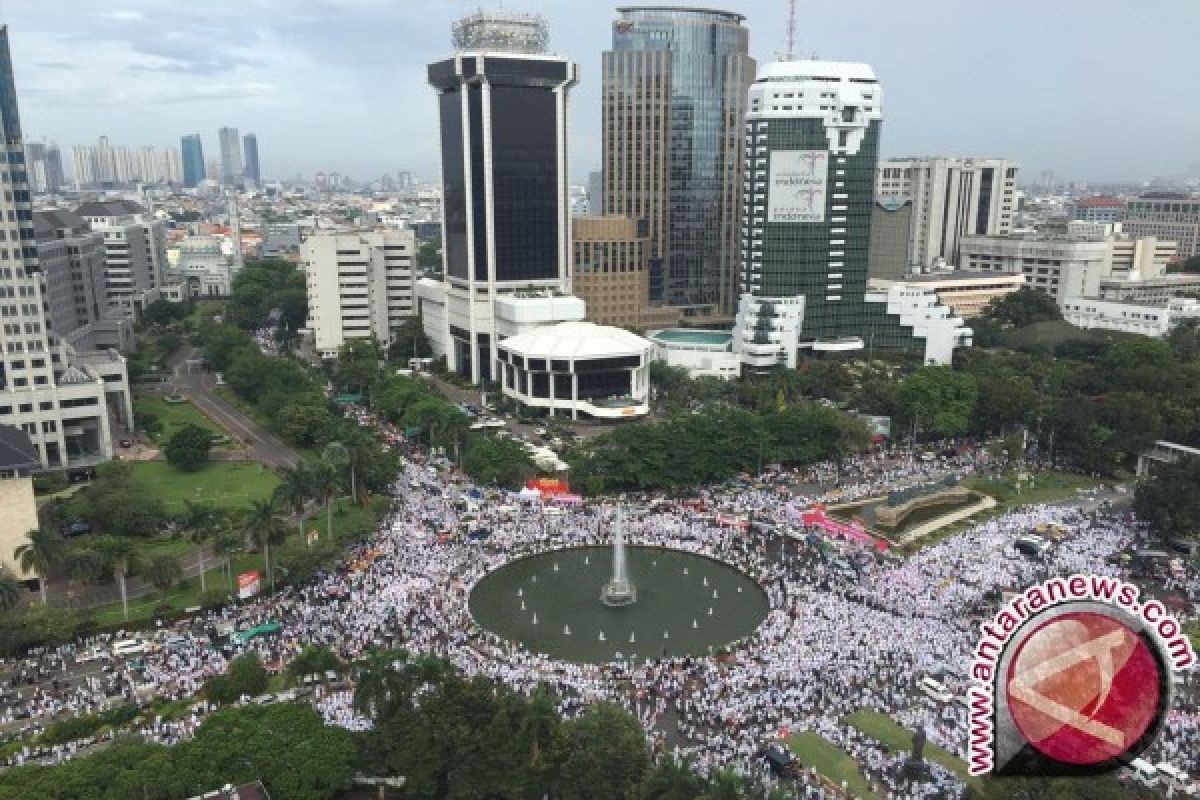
0, 398, 1196, 799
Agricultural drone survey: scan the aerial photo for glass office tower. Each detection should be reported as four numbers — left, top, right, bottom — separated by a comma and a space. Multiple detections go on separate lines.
181, 134, 205, 188
602, 6, 753, 316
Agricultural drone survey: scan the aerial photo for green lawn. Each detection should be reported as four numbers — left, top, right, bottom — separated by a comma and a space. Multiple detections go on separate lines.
134, 395, 222, 443
128, 461, 280, 514
845, 709, 979, 788
962, 470, 1103, 513
786, 732, 879, 799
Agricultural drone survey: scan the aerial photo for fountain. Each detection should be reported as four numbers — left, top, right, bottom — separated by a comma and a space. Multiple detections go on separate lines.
532, 612, 538, 624
563, 624, 571, 635
521, 600, 526, 611
598, 631, 606, 641
600, 507, 637, 607
629, 632, 636, 643
692, 619, 698, 629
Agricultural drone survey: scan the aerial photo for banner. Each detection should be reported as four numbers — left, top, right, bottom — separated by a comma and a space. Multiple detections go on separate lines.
237, 570, 260, 599
768, 150, 828, 223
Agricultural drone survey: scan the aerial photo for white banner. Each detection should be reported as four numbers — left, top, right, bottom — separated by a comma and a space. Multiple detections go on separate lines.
768, 150, 829, 223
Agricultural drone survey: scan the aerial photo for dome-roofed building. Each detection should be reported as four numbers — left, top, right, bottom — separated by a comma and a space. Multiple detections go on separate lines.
496, 321, 653, 419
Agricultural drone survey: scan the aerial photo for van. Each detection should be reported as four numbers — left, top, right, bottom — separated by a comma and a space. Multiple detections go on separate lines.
110, 638, 146, 658
1014, 535, 1049, 559
1127, 758, 1159, 788
918, 676, 954, 703
1156, 763, 1196, 795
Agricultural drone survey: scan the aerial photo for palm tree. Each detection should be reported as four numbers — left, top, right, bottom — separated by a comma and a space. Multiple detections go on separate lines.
243, 499, 284, 592
64, 545, 104, 608
274, 462, 314, 544
14, 529, 66, 605
310, 461, 339, 543
352, 649, 410, 721
0, 568, 23, 614
146, 555, 183, 592
322, 441, 350, 503
519, 687, 559, 768
94, 536, 142, 622
178, 501, 218, 595
211, 528, 242, 594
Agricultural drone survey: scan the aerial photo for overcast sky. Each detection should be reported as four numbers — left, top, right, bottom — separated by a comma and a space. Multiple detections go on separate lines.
4, 0, 1198, 184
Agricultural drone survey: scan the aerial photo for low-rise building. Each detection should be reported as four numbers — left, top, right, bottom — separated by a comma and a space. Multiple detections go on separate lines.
646, 329, 741, 380
1123, 194, 1200, 258
1098, 273, 1200, 304
496, 321, 652, 420
868, 271, 1025, 319
1062, 296, 1200, 337
1071, 196, 1125, 224
960, 234, 1111, 304
303, 229, 417, 358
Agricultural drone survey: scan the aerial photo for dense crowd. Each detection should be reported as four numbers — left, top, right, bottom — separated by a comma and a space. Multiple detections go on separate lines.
0, 399, 1196, 799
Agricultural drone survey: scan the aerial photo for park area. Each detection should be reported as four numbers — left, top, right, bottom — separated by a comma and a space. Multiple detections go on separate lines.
133, 395, 221, 444
845, 709, 978, 789
786, 731, 879, 799
125, 461, 279, 514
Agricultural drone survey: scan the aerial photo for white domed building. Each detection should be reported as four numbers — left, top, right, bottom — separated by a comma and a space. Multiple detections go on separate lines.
166, 236, 234, 299
496, 321, 653, 420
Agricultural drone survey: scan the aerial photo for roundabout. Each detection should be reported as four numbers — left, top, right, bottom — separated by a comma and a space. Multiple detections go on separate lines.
468, 545, 770, 663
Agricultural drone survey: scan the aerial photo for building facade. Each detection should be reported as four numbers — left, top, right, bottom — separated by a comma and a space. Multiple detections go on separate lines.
1108, 234, 1176, 280
75, 200, 167, 320
876, 157, 1019, 270
168, 237, 234, 299
243, 133, 261, 187
218, 126, 242, 187
868, 271, 1025, 319
303, 229, 417, 358
959, 234, 1112, 304
1123, 194, 1200, 258
421, 11, 581, 383
602, 6, 753, 315
867, 196, 912, 280
0, 26, 133, 471
571, 215, 648, 329
181, 134, 205, 188
1098, 273, 1200, 304
1072, 196, 1125, 224
33, 210, 108, 347
1062, 296, 1200, 337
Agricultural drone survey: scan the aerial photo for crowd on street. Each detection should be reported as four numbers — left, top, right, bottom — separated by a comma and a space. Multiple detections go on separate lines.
0, 398, 1196, 800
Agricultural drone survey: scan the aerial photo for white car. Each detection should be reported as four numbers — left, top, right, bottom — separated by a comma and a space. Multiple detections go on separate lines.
76, 645, 108, 664
110, 638, 146, 658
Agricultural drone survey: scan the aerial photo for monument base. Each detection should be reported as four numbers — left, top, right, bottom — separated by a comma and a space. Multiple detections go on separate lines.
601, 580, 637, 607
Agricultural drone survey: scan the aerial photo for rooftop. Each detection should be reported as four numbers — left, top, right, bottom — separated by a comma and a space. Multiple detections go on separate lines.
617, 6, 746, 23
499, 321, 652, 360
75, 199, 145, 217
649, 329, 734, 346
893, 270, 1025, 284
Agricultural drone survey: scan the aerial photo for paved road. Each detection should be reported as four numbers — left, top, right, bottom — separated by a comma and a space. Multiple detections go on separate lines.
162, 345, 299, 470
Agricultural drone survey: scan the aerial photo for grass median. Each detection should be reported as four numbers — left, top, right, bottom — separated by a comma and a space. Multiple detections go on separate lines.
786, 731, 879, 799
845, 708, 979, 789
127, 461, 280, 514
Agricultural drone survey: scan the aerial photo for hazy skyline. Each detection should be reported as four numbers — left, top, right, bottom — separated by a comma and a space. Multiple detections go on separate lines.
5, 0, 1198, 185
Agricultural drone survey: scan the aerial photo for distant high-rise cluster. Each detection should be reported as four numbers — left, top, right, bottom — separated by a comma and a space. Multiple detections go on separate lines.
70, 136, 183, 187
24, 140, 64, 192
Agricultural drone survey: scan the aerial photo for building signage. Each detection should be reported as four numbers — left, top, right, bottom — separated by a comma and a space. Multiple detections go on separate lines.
237, 570, 260, 599
768, 150, 828, 223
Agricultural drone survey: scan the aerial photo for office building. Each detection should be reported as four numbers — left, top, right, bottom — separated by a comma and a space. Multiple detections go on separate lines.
731, 60, 970, 368
571, 216, 648, 329
24, 140, 63, 192
75, 200, 167, 320
0, 26, 133, 471
303, 229, 418, 358
876, 157, 1019, 270
72, 138, 181, 187
960, 234, 1111, 304
420, 11, 588, 383
868, 271, 1025, 319
1072, 196, 1125, 224
602, 6, 754, 315
243, 133, 261, 187
1062, 297, 1200, 337
181, 134, 205, 188
218, 126, 242, 187
646, 328, 741, 379
1123, 194, 1200, 258
33, 210, 121, 350
867, 196, 913, 280
1108, 234, 1176, 280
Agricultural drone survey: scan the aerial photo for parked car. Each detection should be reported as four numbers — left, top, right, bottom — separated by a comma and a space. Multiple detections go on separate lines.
110, 638, 146, 658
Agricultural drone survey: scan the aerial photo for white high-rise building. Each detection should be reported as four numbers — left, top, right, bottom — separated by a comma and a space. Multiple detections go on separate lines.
219, 126, 242, 187
876, 157, 1019, 271
304, 229, 418, 358
0, 26, 134, 471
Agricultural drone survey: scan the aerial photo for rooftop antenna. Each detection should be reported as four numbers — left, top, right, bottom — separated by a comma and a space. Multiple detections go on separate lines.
785, 0, 797, 60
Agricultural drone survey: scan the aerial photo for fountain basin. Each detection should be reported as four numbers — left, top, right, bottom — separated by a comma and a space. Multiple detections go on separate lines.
468, 546, 769, 664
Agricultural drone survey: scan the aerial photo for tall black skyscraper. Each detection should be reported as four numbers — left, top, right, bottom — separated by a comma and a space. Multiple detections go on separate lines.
181, 134, 205, 188
428, 11, 576, 286
243, 133, 260, 186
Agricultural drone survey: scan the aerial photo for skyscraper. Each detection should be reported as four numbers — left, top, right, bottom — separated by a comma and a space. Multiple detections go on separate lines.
419, 10, 584, 383
0, 25, 134, 471
602, 7, 754, 315
731, 60, 969, 367
181, 134, 205, 188
242, 133, 260, 186
218, 126, 242, 186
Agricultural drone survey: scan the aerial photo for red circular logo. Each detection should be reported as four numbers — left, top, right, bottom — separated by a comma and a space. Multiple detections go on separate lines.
1006, 611, 1163, 765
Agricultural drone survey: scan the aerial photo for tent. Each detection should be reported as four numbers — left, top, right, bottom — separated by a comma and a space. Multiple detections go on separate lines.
517, 487, 542, 502
551, 493, 583, 505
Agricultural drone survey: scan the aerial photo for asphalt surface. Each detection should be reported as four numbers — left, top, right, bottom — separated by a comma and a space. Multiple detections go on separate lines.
162, 345, 299, 469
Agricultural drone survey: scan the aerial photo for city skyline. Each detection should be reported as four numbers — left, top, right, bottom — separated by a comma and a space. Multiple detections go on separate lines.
2, 0, 1198, 184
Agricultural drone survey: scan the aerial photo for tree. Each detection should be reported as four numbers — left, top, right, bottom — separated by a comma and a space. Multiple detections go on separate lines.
555, 702, 650, 800
311, 461, 339, 543
893, 366, 979, 440
274, 462, 315, 543
1134, 457, 1200, 545
639, 756, 707, 800
164, 423, 213, 471
322, 441, 352, 503
352, 649, 414, 722
0, 568, 23, 614
76, 462, 166, 537
14, 529, 66, 605
145, 555, 183, 592
93, 536, 143, 622
387, 314, 433, 362
463, 435, 538, 488
227, 653, 269, 698
211, 527, 242, 594
518, 687, 559, 768
243, 499, 285, 592
333, 338, 380, 394
179, 501, 220, 595
417, 241, 441, 269
285, 645, 343, 685
141, 298, 187, 327
981, 287, 1063, 328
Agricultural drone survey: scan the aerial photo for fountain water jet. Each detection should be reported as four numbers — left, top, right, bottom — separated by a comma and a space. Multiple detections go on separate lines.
600, 507, 637, 606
